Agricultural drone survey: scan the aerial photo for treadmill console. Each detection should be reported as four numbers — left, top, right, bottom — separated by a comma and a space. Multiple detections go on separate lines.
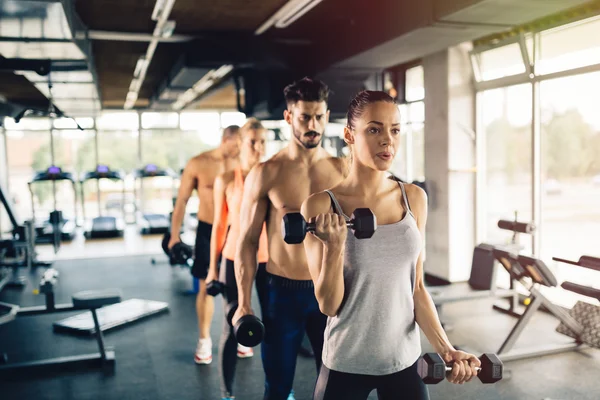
47, 166, 62, 175
96, 165, 110, 176
144, 164, 158, 176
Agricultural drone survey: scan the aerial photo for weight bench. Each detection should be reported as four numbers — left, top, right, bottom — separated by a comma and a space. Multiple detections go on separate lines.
461, 249, 593, 362
0, 289, 121, 379
429, 244, 520, 328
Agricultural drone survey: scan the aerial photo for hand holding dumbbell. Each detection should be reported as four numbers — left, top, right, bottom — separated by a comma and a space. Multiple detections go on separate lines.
206, 280, 225, 297
226, 302, 264, 348
417, 353, 503, 384
282, 208, 377, 244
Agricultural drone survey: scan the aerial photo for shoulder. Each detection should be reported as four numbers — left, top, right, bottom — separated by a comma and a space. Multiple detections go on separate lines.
215, 170, 234, 188
301, 191, 333, 219
404, 183, 428, 220
244, 159, 279, 194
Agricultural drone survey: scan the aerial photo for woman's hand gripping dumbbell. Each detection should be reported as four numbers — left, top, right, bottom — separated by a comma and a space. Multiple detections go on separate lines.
282, 208, 377, 244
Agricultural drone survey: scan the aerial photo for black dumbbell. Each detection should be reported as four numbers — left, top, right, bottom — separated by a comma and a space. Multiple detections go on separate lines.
417, 353, 503, 384
206, 280, 225, 297
226, 302, 265, 348
282, 208, 377, 244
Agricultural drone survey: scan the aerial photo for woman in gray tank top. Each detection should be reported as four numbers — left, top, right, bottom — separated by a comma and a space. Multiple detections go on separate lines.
301, 91, 482, 400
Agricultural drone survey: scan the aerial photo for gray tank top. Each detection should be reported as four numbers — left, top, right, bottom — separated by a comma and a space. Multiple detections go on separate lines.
322, 179, 422, 375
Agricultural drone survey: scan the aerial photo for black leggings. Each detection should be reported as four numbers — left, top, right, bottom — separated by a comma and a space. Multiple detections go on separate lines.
218, 258, 267, 398
313, 361, 429, 400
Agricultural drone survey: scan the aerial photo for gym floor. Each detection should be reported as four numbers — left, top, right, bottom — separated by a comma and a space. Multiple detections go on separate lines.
1, 255, 598, 400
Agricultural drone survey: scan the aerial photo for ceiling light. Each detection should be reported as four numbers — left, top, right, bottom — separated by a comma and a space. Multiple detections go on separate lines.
212, 64, 233, 80
255, 0, 322, 35
160, 20, 176, 38
134, 57, 149, 78
151, 0, 167, 21
129, 78, 141, 93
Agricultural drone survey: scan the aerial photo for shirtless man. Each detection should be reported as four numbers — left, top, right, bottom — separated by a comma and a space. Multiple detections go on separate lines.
169, 125, 241, 364
233, 78, 346, 400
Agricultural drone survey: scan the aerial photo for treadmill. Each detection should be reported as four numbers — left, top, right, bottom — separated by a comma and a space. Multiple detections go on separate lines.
28, 166, 77, 243
80, 165, 126, 239
133, 164, 177, 235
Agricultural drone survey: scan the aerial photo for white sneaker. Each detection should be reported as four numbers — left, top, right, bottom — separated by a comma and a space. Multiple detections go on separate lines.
194, 338, 212, 364
237, 343, 254, 358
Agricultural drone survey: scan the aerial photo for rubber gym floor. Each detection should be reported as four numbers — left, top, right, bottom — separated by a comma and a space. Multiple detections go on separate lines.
1, 255, 598, 400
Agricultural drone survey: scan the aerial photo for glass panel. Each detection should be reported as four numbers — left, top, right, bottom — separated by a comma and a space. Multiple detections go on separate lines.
398, 104, 408, 124
537, 16, 600, 76
478, 43, 526, 81
405, 66, 424, 101
481, 84, 533, 255
408, 101, 424, 123
180, 112, 222, 147
96, 112, 139, 130
141, 112, 179, 129
540, 71, 600, 307
4, 117, 52, 130
220, 112, 247, 128
5, 131, 51, 219
53, 129, 96, 223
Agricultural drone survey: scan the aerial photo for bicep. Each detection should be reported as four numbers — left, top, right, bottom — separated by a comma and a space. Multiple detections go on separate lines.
239, 168, 269, 245
177, 162, 197, 199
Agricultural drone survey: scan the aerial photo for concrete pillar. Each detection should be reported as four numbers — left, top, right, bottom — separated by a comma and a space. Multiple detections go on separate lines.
423, 43, 476, 282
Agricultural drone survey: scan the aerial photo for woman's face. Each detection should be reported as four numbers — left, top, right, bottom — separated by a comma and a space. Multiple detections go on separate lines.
346, 101, 401, 172
241, 128, 266, 166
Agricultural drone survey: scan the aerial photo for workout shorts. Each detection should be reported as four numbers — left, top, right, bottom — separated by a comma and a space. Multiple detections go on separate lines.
192, 220, 213, 280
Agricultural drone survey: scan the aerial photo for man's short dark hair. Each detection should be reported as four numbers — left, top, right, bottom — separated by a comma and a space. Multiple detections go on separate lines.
283, 77, 330, 107
222, 125, 240, 140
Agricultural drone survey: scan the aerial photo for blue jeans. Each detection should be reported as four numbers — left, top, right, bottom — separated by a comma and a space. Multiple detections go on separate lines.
261, 273, 327, 400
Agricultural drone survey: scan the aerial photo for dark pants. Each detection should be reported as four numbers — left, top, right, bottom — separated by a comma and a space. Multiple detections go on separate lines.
262, 273, 327, 400
313, 361, 429, 400
192, 220, 212, 280
218, 259, 267, 398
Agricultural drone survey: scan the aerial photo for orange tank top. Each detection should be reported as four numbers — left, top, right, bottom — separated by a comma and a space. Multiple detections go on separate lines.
222, 167, 269, 263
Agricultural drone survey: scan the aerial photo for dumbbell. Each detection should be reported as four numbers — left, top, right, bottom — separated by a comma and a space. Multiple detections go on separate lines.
225, 302, 264, 348
282, 208, 377, 244
161, 232, 193, 266
417, 353, 503, 384
206, 280, 225, 296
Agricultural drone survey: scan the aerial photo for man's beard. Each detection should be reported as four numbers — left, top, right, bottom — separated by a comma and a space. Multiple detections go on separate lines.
293, 129, 323, 149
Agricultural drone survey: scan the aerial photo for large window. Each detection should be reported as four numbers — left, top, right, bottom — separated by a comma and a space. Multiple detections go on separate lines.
474, 15, 600, 307
480, 84, 533, 252
539, 72, 600, 306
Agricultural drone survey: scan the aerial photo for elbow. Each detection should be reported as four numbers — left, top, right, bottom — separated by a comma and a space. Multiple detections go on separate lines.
315, 290, 340, 317
319, 304, 338, 317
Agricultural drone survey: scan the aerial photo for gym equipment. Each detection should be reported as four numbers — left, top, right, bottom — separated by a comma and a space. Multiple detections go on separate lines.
53, 298, 169, 335
158, 232, 193, 267
428, 213, 536, 327
459, 249, 595, 362
226, 302, 265, 347
0, 183, 52, 271
282, 208, 377, 244
206, 280, 225, 296
80, 165, 126, 239
429, 244, 519, 329
0, 269, 122, 378
554, 255, 600, 349
134, 164, 177, 235
28, 166, 78, 248
417, 352, 503, 384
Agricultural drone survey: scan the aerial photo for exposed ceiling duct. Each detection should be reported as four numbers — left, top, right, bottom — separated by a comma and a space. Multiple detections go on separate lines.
0, 0, 101, 117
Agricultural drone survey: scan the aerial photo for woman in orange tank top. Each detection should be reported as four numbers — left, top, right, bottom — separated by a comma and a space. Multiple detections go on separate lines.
206, 118, 268, 400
